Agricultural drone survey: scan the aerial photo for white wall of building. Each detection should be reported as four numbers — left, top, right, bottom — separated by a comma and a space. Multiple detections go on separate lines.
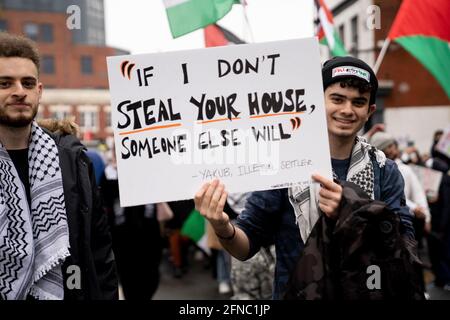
330, 0, 375, 67
384, 106, 450, 155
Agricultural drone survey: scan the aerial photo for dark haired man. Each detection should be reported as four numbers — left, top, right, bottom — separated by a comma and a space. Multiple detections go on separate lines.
0, 32, 117, 300
195, 56, 415, 299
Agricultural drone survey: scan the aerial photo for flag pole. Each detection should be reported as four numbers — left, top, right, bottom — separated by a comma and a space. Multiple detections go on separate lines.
240, 0, 254, 43
313, 1, 320, 49
373, 38, 391, 74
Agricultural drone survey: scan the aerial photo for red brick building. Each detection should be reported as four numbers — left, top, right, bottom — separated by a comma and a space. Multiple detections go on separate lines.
1, 10, 125, 89
0, 0, 128, 141
37, 89, 112, 142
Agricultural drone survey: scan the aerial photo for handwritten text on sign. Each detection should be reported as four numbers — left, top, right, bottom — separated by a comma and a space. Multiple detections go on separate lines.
107, 38, 332, 206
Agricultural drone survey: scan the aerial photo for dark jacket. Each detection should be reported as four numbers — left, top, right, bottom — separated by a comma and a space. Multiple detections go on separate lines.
284, 181, 424, 300
427, 168, 450, 286
46, 129, 118, 300
236, 158, 415, 299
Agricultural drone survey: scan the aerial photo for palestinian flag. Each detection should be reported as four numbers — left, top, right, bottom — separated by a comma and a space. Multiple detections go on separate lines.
164, 0, 239, 38
387, 0, 450, 98
204, 23, 245, 47
315, 0, 347, 57
180, 209, 210, 254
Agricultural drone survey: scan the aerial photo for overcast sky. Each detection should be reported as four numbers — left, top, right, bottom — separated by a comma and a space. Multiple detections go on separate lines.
104, 0, 315, 54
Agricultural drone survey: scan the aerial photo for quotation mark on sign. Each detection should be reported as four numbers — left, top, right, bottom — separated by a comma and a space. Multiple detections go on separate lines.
120, 60, 135, 80
290, 117, 302, 130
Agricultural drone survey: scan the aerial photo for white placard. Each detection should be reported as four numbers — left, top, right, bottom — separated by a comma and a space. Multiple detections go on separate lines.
107, 38, 332, 206
436, 125, 450, 158
409, 164, 443, 199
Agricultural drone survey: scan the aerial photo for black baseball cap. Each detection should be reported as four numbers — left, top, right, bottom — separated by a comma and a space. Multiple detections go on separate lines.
322, 56, 378, 105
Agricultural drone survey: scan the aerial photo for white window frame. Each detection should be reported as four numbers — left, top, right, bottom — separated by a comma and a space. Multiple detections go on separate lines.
49, 104, 73, 121
103, 105, 113, 133
78, 105, 99, 133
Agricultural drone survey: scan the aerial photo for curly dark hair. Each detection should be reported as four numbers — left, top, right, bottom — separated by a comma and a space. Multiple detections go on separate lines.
0, 32, 40, 72
338, 77, 372, 95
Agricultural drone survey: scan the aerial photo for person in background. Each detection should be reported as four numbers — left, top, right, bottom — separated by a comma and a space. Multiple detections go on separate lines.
370, 132, 431, 235
166, 200, 195, 278
86, 149, 105, 184
370, 131, 432, 297
428, 130, 450, 173
426, 131, 450, 290
100, 151, 162, 300
227, 192, 275, 300
401, 143, 424, 166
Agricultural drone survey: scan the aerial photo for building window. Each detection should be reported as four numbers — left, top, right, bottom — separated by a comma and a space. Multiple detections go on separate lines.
42, 55, 55, 74
0, 20, 7, 31
103, 106, 112, 132
49, 105, 73, 121
105, 111, 111, 128
339, 24, 345, 47
80, 111, 98, 129
81, 56, 93, 74
351, 16, 359, 57
78, 105, 99, 133
51, 110, 72, 120
41, 24, 54, 42
23, 22, 55, 42
24, 22, 39, 41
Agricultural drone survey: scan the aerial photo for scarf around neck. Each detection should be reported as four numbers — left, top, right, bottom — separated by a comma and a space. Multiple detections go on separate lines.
288, 136, 386, 243
0, 122, 70, 300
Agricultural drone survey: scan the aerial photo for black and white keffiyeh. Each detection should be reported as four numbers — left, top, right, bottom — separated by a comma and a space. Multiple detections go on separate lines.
288, 136, 386, 243
0, 122, 70, 300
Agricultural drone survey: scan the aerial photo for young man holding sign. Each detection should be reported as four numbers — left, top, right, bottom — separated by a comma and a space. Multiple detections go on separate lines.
195, 56, 415, 299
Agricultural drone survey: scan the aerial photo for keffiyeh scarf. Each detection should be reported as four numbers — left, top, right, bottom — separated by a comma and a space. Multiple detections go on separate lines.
0, 122, 70, 300
288, 136, 386, 243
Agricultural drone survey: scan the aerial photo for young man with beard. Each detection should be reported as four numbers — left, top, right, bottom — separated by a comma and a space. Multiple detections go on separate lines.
195, 56, 415, 299
0, 32, 118, 300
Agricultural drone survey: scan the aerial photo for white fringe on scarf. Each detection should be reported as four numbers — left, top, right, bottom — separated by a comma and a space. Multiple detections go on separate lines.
288, 136, 386, 243
0, 122, 70, 300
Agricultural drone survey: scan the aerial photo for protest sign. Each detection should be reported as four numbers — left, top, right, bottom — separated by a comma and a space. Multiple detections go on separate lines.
436, 125, 450, 158
409, 164, 443, 199
107, 38, 332, 206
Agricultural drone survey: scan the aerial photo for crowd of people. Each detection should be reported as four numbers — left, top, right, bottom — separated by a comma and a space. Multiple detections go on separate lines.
368, 129, 450, 292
